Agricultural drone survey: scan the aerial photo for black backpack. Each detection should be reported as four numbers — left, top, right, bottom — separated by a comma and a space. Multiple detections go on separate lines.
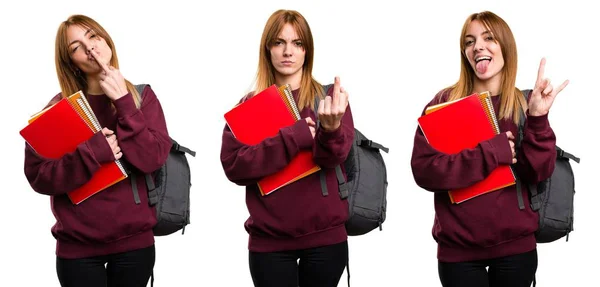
314, 84, 390, 236
130, 84, 196, 236
517, 89, 580, 243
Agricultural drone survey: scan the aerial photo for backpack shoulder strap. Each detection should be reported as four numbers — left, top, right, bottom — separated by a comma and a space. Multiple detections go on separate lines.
321, 84, 333, 95
515, 89, 532, 210
133, 84, 147, 105
518, 89, 532, 143
313, 84, 334, 128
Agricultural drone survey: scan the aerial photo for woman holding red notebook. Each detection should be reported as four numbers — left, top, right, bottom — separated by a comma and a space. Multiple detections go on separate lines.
220, 9, 354, 287
23, 15, 171, 287
411, 11, 568, 287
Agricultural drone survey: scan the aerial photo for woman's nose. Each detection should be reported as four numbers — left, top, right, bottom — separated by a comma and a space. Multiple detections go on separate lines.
475, 41, 485, 51
85, 43, 95, 54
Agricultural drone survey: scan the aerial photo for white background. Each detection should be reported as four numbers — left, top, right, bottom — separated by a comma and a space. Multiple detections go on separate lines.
1, 0, 597, 286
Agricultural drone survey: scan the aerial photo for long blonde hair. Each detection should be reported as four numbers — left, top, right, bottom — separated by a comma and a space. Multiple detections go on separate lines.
55, 14, 140, 107
446, 11, 526, 124
254, 9, 324, 110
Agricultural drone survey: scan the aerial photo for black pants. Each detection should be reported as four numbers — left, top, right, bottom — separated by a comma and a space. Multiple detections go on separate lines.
438, 249, 538, 287
249, 241, 348, 287
56, 245, 155, 287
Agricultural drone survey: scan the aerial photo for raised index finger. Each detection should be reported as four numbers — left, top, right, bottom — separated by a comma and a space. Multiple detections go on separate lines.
536, 57, 546, 83
91, 50, 110, 73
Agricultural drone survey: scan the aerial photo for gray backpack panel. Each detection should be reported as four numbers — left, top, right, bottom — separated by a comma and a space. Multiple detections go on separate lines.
132, 84, 196, 236
146, 139, 194, 236
343, 129, 389, 236
518, 89, 580, 243
531, 148, 578, 243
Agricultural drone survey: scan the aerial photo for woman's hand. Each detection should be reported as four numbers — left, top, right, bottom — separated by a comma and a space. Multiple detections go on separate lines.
506, 131, 516, 164
92, 50, 128, 101
305, 117, 316, 138
102, 127, 122, 160
528, 58, 569, 116
318, 76, 349, 131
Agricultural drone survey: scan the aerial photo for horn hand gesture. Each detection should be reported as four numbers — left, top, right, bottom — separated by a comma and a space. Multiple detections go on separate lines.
528, 58, 569, 116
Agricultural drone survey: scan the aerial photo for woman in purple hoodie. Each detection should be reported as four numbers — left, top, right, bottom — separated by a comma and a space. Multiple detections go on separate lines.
24, 15, 171, 287
220, 9, 354, 287
411, 11, 568, 287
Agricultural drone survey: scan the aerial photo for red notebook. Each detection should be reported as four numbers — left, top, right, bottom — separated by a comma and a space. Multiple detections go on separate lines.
417, 92, 515, 203
224, 85, 320, 196
20, 97, 128, 204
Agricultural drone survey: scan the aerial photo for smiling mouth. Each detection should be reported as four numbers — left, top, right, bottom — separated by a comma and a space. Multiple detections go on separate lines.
475, 56, 491, 63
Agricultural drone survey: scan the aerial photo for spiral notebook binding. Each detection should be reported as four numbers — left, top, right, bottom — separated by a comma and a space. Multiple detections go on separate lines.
77, 95, 102, 132
479, 91, 501, 135
76, 98, 102, 132
277, 85, 294, 120
286, 84, 301, 120
114, 159, 128, 176
487, 99, 501, 134
281, 84, 301, 120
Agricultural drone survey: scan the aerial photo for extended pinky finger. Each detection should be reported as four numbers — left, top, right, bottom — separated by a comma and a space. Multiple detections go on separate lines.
554, 79, 569, 95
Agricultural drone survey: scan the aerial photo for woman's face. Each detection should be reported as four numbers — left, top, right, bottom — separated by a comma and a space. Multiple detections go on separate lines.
66, 25, 112, 75
464, 20, 504, 82
269, 23, 305, 79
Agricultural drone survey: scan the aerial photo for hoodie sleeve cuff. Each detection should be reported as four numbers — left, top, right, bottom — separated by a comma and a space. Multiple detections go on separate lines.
289, 120, 314, 150
487, 132, 513, 165
317, 121, 343, 143
86, 131, 115, 164
114, 93, 138, 118
525, 111, 551, 133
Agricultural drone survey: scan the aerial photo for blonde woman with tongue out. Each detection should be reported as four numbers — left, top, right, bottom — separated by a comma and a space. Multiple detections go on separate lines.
410, 11, 568, 287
